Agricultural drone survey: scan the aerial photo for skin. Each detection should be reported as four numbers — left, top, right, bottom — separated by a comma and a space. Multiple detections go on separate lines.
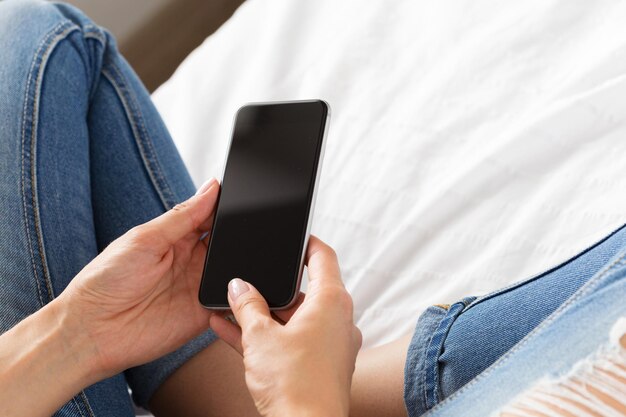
0, 176, 384, 417
209, 237, 363, 417
150, 327, 410, 417
5, 172, 615, 416
0, 177, 221, 416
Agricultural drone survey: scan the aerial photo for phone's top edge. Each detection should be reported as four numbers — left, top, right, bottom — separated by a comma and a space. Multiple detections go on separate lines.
236, 99, 330, 111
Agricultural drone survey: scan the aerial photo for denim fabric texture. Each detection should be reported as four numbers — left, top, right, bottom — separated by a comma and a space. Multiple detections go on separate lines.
404, 222, 626, 416
0, 1, 217, 415
424, 246, 626, 416
423, 296, 476, 409
2, 1, 625, 417
403, 305, 448, 415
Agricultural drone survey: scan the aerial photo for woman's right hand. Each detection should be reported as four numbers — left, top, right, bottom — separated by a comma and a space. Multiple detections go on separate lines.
210, 236, 362, 417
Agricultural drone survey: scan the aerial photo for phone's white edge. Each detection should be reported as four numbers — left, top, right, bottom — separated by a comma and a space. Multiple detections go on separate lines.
200, 99, 331, 311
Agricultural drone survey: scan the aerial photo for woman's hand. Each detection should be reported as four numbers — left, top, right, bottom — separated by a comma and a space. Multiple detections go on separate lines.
210, 237, 362, 417
58, 178, 219, 377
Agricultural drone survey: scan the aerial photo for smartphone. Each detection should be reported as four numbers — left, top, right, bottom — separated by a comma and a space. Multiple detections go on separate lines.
199, 100, 330, 309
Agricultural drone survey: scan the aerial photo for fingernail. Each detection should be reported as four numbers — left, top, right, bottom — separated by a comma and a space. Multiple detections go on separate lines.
228, 278, 249, 300
195, 178, 217, 195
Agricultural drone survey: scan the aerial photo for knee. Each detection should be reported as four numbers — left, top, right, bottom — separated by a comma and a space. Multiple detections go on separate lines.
0, 0, 110, 83
0, 0, 61, 33
0, 0, 66, 57
0, 0, 102, 50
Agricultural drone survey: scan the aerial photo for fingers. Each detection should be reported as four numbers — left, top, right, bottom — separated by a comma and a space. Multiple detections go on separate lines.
228, 278, 272, 323
272, 292, 305, 323
212, 279, 279, 355
306, 236, 343, 287
353, 326, 363, 353
227, 278, 274, 343
210, 314, 243, 354
144, 178, 219, 251
213, 238, 342, 357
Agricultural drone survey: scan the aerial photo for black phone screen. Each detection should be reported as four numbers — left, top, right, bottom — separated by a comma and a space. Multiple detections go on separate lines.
199, 100, 329, 309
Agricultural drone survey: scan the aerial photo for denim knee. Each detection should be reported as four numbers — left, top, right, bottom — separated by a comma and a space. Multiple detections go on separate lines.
0, 0, 93, 45
0, 0, 106, 34
0, 0, 115, 108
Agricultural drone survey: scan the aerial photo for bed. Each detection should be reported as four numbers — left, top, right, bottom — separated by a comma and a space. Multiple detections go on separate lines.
151, 0, 626, 348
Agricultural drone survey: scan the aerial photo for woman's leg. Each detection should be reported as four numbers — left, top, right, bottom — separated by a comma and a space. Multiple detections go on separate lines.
425, 249, 626, 417
500, 318, 626, 416
347, 222, 626, 417
0, 1, 232, 415
434, 222, 626, 402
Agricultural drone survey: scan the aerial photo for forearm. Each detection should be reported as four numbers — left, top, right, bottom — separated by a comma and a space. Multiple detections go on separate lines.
0, 298, 102, 417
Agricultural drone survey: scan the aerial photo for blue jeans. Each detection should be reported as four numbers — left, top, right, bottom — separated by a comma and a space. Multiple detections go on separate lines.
418, 243, 626, 416
0, 1, 216, 415
1, 1, 624, 417
404, 224, 626, 416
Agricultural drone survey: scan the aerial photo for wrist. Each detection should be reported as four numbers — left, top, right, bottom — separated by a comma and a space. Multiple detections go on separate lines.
0, 299, 104, 416
48, 295, 108, 384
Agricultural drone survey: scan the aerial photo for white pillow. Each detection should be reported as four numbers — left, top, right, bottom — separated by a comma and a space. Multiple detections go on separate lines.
152, 0, 626, 348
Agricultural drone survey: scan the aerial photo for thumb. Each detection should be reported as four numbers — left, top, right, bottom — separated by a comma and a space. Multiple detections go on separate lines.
228, 278, 273, 334
211, 279, 273, 355
145, 178, 219, 251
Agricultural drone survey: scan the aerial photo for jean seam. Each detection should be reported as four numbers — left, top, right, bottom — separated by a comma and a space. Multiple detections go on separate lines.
79, 391, 96, 417
419, 323, 439, 411
19, 20, 71, 309
101, 64, 177, 210
424, 250, 626, 415
405, 306, 447, 415
82, 26, 106, 45
20, 18, 96, 417
423, 304, 462, 408
423, 297, 476, 409
69, 397, 86, 417
463, 221, 626, 312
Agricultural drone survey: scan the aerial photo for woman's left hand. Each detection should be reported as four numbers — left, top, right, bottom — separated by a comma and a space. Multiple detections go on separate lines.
58, 178, 219, 377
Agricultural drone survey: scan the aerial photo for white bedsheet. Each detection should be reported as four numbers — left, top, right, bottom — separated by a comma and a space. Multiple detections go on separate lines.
152, 0, 626, 348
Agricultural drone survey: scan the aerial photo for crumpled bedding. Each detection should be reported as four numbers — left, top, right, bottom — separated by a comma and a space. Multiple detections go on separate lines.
152, 0, 626, 348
